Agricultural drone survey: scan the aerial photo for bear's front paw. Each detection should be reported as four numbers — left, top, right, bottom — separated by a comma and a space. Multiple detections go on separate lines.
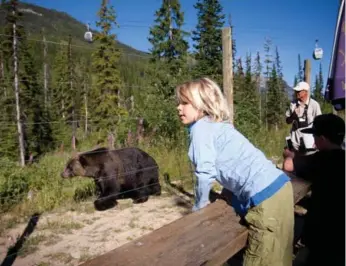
94, 198, 117, 211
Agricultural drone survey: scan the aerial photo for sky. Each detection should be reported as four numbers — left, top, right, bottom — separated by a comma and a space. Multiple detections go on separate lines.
22, 0, 341, 89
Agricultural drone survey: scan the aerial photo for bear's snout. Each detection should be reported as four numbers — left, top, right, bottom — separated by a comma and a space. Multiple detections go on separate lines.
61, 169, 71, 178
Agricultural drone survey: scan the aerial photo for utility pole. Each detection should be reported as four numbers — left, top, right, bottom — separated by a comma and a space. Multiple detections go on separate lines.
222, 27, 234, 123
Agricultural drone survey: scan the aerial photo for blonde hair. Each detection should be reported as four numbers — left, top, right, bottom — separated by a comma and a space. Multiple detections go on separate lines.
176, 77, 230, 122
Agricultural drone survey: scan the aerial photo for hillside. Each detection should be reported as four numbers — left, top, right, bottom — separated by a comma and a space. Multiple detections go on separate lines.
0, 2, 149, 57
0, 2, 293, 98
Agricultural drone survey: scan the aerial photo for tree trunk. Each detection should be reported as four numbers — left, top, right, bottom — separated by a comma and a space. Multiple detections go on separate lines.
13, 17, 25, 166
84, 82, 88, 135
43, 34, 48, 109
0, 57, 6, 97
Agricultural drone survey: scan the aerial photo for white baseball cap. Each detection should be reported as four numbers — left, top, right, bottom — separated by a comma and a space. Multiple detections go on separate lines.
293, 81, 310, 92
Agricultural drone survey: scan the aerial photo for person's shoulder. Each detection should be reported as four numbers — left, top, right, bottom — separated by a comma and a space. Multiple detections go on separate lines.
309, 98, 321, 106
312, 149, 345, 164
287, 100, 297, 109
319, 148, 345, 158
190, 117, 233, 138
189, 117, 217, 137
191, 116, 229, 129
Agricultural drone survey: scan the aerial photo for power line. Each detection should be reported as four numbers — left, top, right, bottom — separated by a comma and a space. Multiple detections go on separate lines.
1, 80, 154, 89
0, 115, 146, 126
0, 33, 150, 59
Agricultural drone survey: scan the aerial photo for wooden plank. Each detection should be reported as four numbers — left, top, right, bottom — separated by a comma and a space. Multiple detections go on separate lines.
81, 200, 248, 266
81, 175, 311, 266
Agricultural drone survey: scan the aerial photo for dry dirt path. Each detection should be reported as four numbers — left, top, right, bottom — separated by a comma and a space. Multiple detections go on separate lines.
0, 193, 191, 266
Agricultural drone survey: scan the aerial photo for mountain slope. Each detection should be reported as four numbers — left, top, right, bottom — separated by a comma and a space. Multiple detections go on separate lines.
0, 2, 149, 57
0, 2, 293, 97
258, 76, 293, 100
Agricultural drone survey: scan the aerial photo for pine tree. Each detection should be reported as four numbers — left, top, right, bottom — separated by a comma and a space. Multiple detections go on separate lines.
141, 0, 189, 139
0, 29, 6, 98
266, 63, 281, 128
148, 0, 189, 98
192, 0, 225, 85
50, 41, 72, 146
233, 58, 244, 124
51, 42, 68, 120
263, 37, 272, 78
148, 0, 188, 70
91, 0, 125, 133
20, 38, 53, 157
263, 37, 272, 129
65, 35, 80, 143
253, 51, 263, 123
242, 53, 260, 135
313, 63, 333, 113
313, 63, 324, 103
77, 57, 92, 135
1, 0, 26, 163
274, 46, 289, 115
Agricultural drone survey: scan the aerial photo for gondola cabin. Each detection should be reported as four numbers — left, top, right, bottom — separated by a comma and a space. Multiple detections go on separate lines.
313, 47, 323, 60
84, 30, 93, 43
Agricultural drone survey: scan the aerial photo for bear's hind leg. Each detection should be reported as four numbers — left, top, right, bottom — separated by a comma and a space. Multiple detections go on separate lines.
94, 186, 119, 211
132, 187, 149, 204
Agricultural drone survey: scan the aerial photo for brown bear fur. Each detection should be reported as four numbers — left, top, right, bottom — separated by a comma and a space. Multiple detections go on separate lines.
61, 147, 161, 211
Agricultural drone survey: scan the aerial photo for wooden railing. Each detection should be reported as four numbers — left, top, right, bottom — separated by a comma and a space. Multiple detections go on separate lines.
80, 173, 311, 266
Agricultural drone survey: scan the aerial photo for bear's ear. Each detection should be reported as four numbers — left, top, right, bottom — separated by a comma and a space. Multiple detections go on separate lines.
78, 155, 88, 168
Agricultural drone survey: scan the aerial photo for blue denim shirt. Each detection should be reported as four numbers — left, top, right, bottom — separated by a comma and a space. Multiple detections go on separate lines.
188, 117, 289, 215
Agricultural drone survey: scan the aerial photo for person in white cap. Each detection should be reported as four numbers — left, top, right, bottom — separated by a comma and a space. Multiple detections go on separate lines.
285, 81, 322, 153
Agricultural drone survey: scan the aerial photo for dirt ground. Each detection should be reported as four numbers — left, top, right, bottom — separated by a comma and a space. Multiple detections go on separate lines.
0, 180, 309, 266
0, 192, 192, 266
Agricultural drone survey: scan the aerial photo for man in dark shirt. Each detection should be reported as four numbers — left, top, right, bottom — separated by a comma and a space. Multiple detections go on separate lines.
282, 113, 345, 266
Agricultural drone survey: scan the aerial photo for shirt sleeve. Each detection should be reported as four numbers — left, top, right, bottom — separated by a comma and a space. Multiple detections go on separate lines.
315, 102, 322, 116
188, 127, 217, 212
285, 103, 293, 118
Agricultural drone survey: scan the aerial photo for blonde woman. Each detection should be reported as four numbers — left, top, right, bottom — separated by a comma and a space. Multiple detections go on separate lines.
176, 77, 294, 266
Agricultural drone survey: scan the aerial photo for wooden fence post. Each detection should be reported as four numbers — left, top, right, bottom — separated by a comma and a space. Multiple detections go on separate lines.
304, 59, 311, 86
222, 27, 234, 124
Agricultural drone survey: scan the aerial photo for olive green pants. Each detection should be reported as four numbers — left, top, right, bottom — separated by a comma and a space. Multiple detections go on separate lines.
243, 181, 294, 266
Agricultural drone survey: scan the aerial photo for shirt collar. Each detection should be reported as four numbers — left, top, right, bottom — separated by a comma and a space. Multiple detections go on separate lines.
187, 116, 209, 135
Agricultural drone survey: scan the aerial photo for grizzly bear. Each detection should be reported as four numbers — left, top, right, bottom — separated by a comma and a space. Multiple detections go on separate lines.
61, 147, 161, 211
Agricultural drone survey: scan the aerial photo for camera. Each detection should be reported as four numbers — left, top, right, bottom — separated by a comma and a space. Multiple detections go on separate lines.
285, 136, 294, 151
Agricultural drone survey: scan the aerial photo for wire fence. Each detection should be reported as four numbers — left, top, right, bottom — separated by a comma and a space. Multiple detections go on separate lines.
0, 5, 222, 248
0, 143, 196, 220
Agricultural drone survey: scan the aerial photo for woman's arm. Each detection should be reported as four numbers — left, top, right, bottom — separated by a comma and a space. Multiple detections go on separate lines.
188, 129, 217, 211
